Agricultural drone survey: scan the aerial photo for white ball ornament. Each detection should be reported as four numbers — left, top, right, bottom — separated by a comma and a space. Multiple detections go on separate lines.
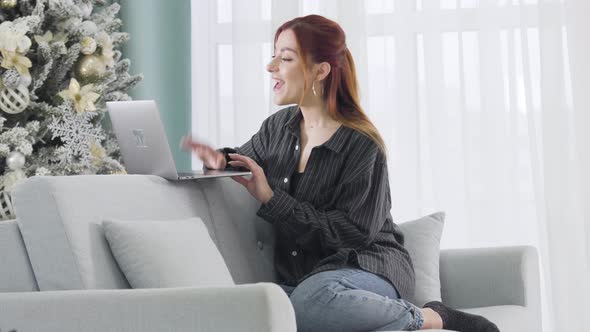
0, 85, 30, 114
6, 151, 25, 170
79, 21, 98, 35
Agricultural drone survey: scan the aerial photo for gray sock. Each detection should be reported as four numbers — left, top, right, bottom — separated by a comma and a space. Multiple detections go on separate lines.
423, 301, 500, 332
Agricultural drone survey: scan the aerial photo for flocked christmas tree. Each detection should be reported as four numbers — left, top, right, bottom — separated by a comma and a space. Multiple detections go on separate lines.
0, 0, 142, 219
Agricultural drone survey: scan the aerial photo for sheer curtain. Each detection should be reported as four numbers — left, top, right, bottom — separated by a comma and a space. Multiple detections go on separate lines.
190, 1, 589, 331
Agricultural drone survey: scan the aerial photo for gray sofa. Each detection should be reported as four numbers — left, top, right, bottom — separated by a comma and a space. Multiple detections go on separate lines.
0, 175, 541, 332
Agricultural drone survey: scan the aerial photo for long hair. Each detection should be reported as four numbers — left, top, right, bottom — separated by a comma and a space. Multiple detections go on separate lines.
275, 15, 386, 157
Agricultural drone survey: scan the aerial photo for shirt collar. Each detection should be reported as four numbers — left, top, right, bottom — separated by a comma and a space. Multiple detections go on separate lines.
284, 107, 351, 154
284, 106, 302, 133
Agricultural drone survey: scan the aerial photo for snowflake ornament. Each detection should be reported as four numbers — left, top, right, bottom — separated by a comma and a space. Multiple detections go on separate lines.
48, 110, 105, 164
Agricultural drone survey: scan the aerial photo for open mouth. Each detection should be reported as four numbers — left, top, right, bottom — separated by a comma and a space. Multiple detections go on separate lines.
273, 79, 285, 92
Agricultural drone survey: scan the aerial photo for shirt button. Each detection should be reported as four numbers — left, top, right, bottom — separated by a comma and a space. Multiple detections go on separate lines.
291, 250, 298, 256
284, 177, 289, 183
295, 145, 299, 151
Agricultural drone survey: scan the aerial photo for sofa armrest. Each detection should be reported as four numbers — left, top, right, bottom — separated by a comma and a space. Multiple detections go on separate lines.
0, 283, 296, 332
440, 245, 540, 311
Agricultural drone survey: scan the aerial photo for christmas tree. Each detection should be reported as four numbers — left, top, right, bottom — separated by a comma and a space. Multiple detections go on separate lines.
0, 0, 142, 219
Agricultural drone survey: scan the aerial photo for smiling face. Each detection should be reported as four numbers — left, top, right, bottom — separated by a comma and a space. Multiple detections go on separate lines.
266, 29, 311, 106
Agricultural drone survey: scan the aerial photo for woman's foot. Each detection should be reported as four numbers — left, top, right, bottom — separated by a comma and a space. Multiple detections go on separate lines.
423, 301, 500, 332
421, 307, 444, 329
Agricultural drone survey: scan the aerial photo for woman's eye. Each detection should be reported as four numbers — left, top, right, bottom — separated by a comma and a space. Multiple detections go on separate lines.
270, 56, 292, 62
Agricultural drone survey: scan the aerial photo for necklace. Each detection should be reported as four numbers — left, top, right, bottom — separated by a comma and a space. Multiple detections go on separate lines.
305, 123, 340, 130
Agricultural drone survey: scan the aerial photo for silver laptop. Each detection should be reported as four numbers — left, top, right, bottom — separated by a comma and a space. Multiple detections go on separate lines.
106, 100, 252, 180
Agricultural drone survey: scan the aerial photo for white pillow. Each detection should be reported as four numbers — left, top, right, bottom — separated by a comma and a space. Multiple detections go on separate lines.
103, 217, 234, 289
398, 212, 445, 307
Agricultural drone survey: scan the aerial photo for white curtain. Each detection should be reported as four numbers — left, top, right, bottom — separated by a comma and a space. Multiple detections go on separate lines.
190, 1, 590, 331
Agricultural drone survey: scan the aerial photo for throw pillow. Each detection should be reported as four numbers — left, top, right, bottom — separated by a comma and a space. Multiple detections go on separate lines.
398, 212, 445, 306
103, 217, 234, 289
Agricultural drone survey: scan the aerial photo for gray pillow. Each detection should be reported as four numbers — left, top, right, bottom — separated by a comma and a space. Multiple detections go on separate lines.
103, 217, 234, 289
398, 212, 445, 306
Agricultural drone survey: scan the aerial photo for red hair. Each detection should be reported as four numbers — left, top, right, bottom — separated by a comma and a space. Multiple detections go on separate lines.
275, 15, 386, 156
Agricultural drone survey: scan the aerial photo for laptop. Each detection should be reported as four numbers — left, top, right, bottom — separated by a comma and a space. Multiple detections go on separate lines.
106, 100, 252, 180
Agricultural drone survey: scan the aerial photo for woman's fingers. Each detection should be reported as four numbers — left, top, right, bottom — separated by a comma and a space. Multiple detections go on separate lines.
184, 139, 216, 159
193, 146, 209, 159
231, 175, 248, 186
192, 142, 212, 152
228, 153, 272, 203
181, 136, 214, 153
180, 135, 226, 170
228, 160, 248, 168
228, 153, 258, 171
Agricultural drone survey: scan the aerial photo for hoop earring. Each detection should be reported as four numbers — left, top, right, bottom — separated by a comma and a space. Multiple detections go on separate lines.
312, 81, 317, 97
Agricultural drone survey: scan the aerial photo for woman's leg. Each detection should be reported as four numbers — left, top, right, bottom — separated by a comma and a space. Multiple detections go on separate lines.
287, 268, 424, 332
422, 301, 500, 332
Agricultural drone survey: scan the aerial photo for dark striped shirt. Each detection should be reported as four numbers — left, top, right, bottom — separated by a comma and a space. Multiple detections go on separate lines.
229, 105, 415, 300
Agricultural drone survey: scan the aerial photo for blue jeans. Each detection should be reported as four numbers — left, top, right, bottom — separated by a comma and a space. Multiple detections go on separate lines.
278, 268, 424, 332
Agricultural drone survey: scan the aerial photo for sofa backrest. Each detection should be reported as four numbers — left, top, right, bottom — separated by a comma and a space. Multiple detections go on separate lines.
0, 220, 39, 292
11, 175, 276, 291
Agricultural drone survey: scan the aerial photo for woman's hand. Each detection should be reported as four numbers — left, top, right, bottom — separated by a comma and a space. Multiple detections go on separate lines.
180, 135, 226, 170
227, 153, 274, 204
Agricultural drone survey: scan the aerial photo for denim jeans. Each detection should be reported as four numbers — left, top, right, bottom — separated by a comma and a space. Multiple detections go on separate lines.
278, 268, 424, 332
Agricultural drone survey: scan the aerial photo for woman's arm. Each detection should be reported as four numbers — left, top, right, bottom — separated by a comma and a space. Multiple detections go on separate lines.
193, 117, 271, 171
257, 159, 390, 252
220, 117, 272, 169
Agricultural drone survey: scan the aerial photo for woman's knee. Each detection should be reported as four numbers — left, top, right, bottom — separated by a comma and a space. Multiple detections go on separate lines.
289, 281, 349, 332
290, 281, 337, 313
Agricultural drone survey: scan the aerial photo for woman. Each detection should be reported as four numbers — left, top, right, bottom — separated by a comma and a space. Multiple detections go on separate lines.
183, 15, 499, 332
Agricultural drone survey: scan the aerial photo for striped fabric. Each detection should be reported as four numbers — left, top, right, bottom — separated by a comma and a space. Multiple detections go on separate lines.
231, 105, 415, 300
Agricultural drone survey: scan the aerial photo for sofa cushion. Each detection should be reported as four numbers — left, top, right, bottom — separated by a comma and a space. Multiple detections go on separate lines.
399, 212, 445, 306
460, 305, 531, 332
11, 175, 276, 290
0, 219, 38, 292
103, 217, 234, 288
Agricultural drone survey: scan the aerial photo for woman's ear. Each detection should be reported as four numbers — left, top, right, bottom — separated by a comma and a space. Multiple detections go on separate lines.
316, 62, 331, 81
